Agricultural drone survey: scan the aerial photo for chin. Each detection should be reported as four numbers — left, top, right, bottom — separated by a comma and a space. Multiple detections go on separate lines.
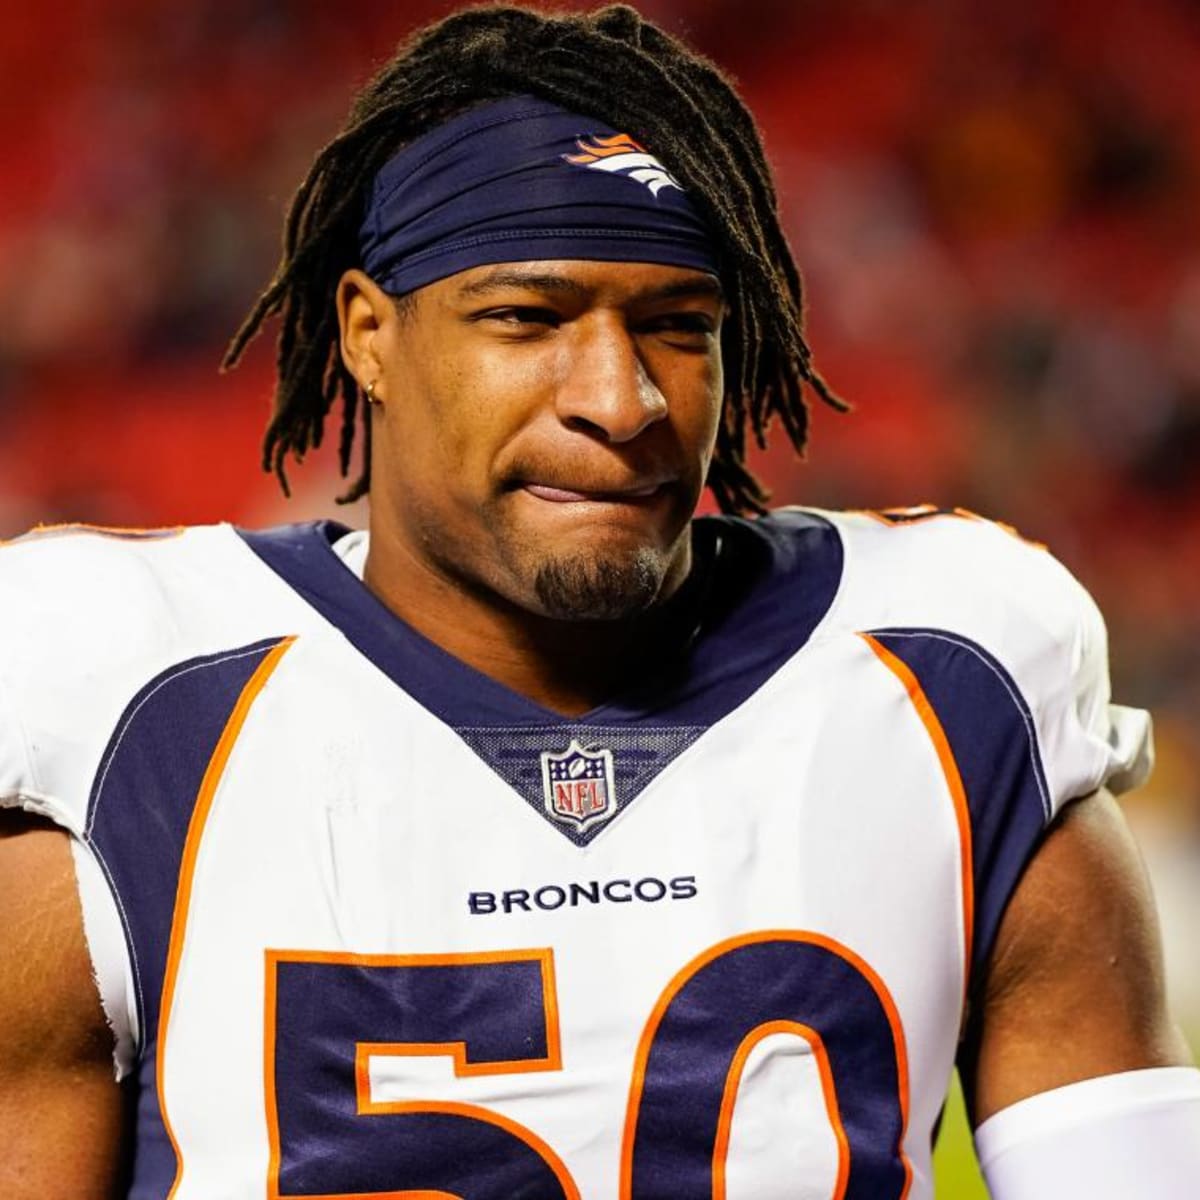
532, 547, 665, 621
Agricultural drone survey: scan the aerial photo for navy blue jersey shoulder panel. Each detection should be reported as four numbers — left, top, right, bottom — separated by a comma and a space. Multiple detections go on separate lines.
85, 636, 287, 1046
85, 636, 288, 1199
867, 628, 1051, 986
239, 514, 842, 845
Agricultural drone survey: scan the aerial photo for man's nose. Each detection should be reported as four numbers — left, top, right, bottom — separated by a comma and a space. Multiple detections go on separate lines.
554, 319, 669, 443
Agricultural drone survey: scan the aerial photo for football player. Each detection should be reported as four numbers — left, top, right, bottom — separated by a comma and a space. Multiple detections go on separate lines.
1, 5, 1197, 1197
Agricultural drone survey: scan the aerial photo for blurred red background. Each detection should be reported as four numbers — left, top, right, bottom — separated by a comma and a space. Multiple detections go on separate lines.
2, 0, 1198, 1021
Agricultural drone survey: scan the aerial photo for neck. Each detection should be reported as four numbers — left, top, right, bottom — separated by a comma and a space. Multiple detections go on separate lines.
360, 527, 701, 718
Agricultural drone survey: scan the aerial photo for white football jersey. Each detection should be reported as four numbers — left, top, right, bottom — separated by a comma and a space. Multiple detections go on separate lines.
0, 507, 1149, 1199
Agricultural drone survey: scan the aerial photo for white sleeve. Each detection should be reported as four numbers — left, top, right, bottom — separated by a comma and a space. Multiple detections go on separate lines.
975, 1067, 1200, 1199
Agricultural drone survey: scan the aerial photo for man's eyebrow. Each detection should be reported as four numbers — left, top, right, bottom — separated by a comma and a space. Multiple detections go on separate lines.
456, 270, 591, 299
642, 276, 725, 305
454, 269, 725, 304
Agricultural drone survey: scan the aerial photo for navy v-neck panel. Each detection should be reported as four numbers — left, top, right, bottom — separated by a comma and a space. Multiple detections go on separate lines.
237, 512, 842, 731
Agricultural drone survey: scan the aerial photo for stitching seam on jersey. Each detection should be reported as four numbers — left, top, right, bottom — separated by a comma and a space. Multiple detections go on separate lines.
872, 629, 1052, 820
86, 645, 275, 838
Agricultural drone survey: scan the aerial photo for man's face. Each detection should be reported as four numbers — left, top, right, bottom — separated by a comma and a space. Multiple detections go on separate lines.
348, 259, 725, 622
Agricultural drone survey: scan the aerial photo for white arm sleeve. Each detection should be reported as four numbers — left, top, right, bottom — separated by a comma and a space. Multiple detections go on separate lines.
975, 1067, 1200, 1199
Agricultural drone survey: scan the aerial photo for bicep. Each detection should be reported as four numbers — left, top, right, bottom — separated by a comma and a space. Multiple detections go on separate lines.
0, 810, 128, 1196
967, 789, 1194, 1126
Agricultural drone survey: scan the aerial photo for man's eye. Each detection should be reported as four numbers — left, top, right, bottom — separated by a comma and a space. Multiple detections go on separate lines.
642, 313, 716, 336
480, 307, 561, 328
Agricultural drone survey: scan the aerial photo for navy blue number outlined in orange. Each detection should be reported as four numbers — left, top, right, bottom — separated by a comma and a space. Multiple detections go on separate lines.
265, 936, 910, 1198
264, 948, 580, 1200
620, 931, 913, 1199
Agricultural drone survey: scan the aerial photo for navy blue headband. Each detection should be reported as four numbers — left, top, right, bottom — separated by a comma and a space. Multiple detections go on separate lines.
358, 95, 719, 296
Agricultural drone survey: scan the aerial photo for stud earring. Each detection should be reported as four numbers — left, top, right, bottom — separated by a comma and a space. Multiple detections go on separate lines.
365, 379, 382, 405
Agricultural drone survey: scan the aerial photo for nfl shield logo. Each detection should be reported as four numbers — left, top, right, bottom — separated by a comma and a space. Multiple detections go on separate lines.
540, 740, 616, 831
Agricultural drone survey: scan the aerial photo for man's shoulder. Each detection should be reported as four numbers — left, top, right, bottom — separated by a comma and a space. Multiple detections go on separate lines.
742, 503, 1096, 652
800, 505, 1146, 802
723, 505, 1117, 768
0, 521, 249, 650
0, 521, 318, 826
0, 518, 329, 604
0, 518, 317, 711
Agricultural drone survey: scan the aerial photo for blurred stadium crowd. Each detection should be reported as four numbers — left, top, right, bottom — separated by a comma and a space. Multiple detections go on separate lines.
1, 0, 1197, 1024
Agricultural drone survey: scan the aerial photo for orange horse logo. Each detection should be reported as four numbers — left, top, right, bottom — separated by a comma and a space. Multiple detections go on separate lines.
564, 132, 683, 197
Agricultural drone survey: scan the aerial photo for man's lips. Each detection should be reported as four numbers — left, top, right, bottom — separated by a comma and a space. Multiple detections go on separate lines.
522, 482, 667, 503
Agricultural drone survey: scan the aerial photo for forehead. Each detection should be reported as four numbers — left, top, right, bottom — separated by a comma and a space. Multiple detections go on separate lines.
434, 259, 725, 306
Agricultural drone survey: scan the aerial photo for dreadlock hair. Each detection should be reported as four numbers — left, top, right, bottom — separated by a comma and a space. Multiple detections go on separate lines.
224, 2, 845, 512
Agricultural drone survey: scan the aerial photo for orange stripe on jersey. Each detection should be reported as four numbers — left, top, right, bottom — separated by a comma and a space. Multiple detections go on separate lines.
158, 636, 295, 1199
1, 521, 186, 546
853, 504, 1046, 549
860, 632, 975, 999
854, 503, 944, 526
712, 1019, 848, 1200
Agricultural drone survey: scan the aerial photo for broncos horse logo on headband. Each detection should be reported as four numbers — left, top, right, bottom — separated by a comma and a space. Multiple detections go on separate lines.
564, 132, 683, 197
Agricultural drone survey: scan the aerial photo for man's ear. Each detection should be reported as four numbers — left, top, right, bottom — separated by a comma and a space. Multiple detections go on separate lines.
336, 269, 393, 386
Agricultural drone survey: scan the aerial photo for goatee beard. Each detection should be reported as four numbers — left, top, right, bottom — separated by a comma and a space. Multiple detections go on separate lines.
533, 550, 661, 621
